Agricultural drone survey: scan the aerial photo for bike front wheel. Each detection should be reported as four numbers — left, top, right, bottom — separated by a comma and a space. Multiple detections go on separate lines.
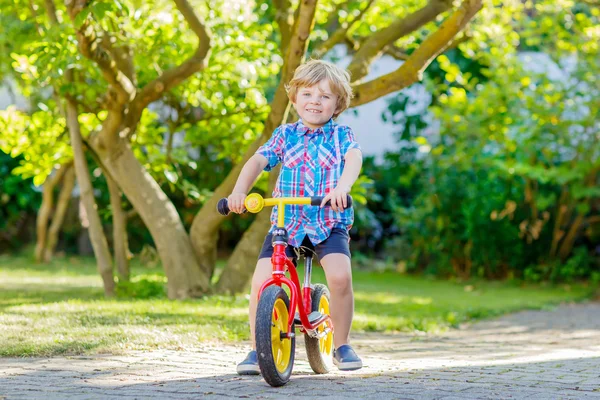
256, 285, 296, 386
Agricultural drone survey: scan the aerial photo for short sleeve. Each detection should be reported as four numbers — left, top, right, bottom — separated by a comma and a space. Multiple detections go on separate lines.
256, 126, 285, 171
338, 126, 361, 159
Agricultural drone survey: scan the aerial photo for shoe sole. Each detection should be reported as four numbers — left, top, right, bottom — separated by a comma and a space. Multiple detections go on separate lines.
333, 358, 363, 371
236, 365, 261, 375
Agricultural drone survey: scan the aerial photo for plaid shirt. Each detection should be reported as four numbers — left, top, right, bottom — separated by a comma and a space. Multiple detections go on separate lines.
256, 119, 361, 247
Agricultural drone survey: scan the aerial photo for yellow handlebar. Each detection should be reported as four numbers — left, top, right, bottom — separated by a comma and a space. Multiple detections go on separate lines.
217, 194, 352, 228
245, 193, 312, 227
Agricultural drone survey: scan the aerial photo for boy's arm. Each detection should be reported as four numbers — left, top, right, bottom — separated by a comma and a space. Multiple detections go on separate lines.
227, 154, 269, 213
320, 148, 363, 212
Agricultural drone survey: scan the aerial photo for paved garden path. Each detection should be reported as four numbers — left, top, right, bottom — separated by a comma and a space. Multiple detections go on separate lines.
1, 302, 599, 399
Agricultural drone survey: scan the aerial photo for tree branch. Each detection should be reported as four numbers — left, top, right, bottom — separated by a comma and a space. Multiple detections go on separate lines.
126, 208, 138, 220
312, 0, 376, 59
383, 44, 410, 60
273, 0, 294, 52
258, 0, 318, 133
28, 0, 43, 35
351, 0, 482, 107
133, 0, 211, 115
279, 0, 318, 86
446, 31, 472, 50
347, 0, 453, 82
44, 0, 59, 24
188, 0, 318, 272
100, 30, 136, 85
65, 0, 135, 105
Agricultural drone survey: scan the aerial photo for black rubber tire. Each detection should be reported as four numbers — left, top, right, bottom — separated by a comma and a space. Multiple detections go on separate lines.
304, 283, 334, 374
255, 285, 296, 387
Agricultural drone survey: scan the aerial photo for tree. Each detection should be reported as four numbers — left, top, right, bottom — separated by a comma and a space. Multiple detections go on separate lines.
1, 0, 482, 297
384, 0, 599, 280
193, 0, 483, 294
2, 0, 274, 297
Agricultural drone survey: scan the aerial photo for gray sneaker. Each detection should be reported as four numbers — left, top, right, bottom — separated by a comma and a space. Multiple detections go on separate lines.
236, 350, 260, 375
333, 345, 363, 371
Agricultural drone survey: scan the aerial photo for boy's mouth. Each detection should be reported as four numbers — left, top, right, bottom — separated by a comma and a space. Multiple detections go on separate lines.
306, 109, 321, 113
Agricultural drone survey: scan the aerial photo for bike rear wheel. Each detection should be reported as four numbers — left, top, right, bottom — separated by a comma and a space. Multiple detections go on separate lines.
304, 283, 334, 374
256, 285, 296, 386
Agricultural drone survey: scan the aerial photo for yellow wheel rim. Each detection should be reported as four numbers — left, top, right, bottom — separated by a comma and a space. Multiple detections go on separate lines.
318, 295, 333, 355
271, 298, 292, 373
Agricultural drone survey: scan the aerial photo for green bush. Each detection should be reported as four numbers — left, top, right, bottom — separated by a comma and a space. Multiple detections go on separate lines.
116, 275, 167, 299
0, 151, 40, 251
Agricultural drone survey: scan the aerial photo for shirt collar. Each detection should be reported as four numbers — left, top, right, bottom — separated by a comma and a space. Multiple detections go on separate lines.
295, 118, 335, 138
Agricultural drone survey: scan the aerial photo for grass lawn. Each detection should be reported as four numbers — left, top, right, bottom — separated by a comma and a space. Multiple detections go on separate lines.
0, 252, 594, 357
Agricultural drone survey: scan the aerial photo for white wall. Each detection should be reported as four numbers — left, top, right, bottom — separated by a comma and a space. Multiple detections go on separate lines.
333, 46, 431, 161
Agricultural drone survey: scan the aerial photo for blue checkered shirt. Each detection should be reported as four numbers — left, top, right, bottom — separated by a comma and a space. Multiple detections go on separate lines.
256, 118, 361, 246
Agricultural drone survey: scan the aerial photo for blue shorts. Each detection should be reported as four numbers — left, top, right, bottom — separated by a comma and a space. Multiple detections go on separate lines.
258, 228, 351, 263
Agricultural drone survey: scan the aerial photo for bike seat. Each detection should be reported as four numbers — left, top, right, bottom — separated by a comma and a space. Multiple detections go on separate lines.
293, 246, 317, 260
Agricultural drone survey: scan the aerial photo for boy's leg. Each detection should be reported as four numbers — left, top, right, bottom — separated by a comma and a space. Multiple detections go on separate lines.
319, 253, 354, 348
316, 229, 362, 370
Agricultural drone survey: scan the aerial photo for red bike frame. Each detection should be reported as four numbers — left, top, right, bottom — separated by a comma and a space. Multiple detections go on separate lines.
218, 193, 347, 338
258, 242, 332, 337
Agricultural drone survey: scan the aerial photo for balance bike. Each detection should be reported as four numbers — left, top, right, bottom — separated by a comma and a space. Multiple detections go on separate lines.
217, 193, 352, 386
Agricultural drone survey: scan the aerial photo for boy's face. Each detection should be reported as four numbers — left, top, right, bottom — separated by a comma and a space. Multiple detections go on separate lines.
293, 79, 340, 129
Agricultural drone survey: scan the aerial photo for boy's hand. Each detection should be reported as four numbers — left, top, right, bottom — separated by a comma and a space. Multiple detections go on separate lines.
227, 192, 247, 214
320, 185, 351, 212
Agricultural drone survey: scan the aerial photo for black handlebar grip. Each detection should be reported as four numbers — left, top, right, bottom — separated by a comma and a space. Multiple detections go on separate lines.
310, 194, 353, 209
217, 198, 230, 216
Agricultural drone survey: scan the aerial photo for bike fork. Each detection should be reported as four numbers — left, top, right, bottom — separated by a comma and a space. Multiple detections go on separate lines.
302, 255, 313, 312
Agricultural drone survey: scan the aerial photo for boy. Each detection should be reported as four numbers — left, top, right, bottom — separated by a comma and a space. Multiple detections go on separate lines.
228, 60, 363, 374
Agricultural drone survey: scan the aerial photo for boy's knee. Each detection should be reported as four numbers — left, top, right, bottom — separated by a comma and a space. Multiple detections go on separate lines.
320, 254, 352, 293
327, 271, 352, 293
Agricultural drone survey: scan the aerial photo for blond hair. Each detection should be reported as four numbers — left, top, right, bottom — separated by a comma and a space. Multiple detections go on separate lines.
286, 60, 353, 118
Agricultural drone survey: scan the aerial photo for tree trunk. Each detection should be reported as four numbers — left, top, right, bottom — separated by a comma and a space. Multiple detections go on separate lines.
215, 168, 280, 293
96, 138, 209, 298
189, 0, 317, 284
189, 113, 284, 282
66, 98, 115, 297
43, 165, 75, 262
35, 163, 69, 263
106, 173, 130, 282
216, 209, 272, 293
211, 0, 481, 294
558, 212, 585, 261
549, 187, 569, 258
217, 102, 300, 294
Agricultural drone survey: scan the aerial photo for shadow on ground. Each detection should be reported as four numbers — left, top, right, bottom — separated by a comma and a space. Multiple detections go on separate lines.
1, 355, 599, 400
1, 302, 599, 399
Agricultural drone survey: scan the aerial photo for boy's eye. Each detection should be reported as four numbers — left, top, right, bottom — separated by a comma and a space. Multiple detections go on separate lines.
322, 95, 330, 99
302, 93, 310, 96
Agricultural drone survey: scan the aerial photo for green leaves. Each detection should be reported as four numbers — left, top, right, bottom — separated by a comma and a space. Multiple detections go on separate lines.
0, 107, 72, 185
367, 0, 600, 279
